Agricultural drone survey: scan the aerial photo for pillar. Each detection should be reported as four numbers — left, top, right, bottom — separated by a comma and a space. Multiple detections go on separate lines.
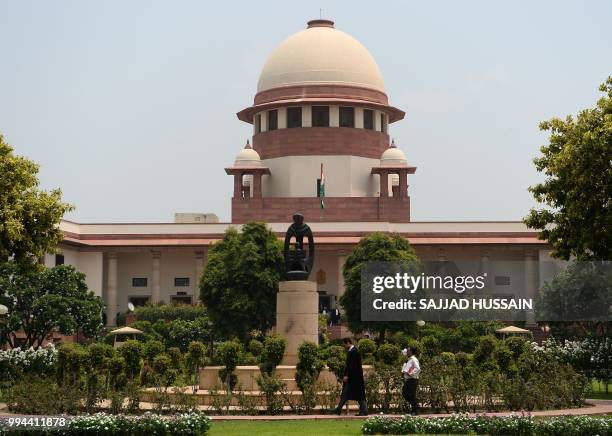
195, 250, 206, 303
276, 281, 318, 364
379, 170, 389, 197
524, 250, 538, 326
233, 173, 243, 198
252, 173, 262, 199
151, 250, 161, 304
399, 170, 408, 198
106, 252, 118, 327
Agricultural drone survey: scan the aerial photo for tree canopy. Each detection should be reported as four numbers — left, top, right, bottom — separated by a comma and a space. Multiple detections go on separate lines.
0, 134, 73, 266
199, 221, 283, 340
524, 78, 612, 260
339, 232, 420, 342
0, 263, 104, 348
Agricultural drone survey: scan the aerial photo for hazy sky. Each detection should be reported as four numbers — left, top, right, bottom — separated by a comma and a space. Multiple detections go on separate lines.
1, 1, 610, 223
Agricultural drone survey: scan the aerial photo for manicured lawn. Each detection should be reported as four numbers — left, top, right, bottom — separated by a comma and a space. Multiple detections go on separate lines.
589, 379, 612, 400
209, 419, 364, 435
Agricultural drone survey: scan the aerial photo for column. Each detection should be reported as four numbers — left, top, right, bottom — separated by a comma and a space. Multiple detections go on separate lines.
252, 172, 262, 199
337, 253, 347, 300
106, 252, 118, 327
194, 250, 206, 304
151, 250, 161, 304
233, 173, 243, 198
302, 106, 312, 127
379, 170, 389, 197
330, 105, 339, 127
399, 170, 408, 198
524, 250, 538, 326
278, 107, 287, 129
355, 107, 364, 128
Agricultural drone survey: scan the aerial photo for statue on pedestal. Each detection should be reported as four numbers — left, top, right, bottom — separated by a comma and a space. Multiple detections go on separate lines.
284, 213, 315, 281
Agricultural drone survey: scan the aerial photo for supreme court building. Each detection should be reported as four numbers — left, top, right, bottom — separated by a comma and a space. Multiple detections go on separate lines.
47, 19, 560, 327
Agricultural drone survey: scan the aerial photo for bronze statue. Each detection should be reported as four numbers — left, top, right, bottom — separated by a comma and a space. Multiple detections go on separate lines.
284, 213, 315, 280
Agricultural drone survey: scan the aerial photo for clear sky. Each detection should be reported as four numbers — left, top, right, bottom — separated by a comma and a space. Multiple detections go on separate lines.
1, 1, 610, 223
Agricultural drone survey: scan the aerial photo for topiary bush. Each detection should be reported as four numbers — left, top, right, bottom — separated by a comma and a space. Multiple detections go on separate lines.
143, 340, 166, 364
295, 341, 325, 413
358, 338, 377, 364
216, 340, 243, 391
259, 335, 286, 376
248, 338, 264, 357
376, 343, 401, 366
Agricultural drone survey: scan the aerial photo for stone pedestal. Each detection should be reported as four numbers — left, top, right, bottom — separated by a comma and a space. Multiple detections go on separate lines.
276, 280, 318, 364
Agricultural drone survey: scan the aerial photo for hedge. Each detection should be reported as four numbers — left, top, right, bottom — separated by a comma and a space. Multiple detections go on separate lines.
361, 414, 612, 435
0, 411, 211, 435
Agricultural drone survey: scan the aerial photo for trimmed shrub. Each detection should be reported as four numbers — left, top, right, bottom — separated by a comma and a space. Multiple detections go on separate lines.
216, 340, 243, 390
377, 343, 401, 366
259, 335, 286, 375
362, 414, 611, 435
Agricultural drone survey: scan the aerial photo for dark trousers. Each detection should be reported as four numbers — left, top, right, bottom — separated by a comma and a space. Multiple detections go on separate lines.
402, 378, 419, 414
336, 383, 368, 415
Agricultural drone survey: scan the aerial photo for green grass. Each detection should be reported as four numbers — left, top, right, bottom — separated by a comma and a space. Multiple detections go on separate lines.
209, 419, 364, 436
589, 380, 612, 400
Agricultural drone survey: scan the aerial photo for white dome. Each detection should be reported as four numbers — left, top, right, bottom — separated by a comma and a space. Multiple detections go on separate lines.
257, 20, 385, 93
234, 141, 262, 167
381, 141, 408, 167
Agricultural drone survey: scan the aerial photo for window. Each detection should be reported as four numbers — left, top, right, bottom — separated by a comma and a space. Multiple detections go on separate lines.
495, 276, 511, 286
174, 277, 190, 287
55, 254, 65, 266
132, 277, 148, 287
129, 296, 150, 307
363, 109, 374, 130
267, 110, 278, 131
316, 178, 322, 197
339, 107, 354, 127
311, 106, 329, 127
171, 294, 193, 305
287, 107, 302, 128
255, 114, 261, 133
380, 113, 387, 133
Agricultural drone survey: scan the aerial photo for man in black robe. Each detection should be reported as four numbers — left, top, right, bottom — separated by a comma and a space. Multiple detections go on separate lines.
333, 337, 368, 416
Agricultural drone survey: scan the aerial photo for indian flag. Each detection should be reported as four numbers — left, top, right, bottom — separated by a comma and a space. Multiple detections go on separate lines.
319, 163, 325, 211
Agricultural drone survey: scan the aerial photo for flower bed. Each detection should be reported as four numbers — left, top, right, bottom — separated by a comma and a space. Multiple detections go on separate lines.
361, 414, 612, 435
0, 411, 211, 435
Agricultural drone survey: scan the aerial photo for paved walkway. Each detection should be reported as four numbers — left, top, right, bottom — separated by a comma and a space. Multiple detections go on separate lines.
1, 400, 610, 420
207, 399, 612, 420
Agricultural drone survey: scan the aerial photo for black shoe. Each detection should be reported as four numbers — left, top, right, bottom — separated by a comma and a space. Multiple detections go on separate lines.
356, 412, 368, 416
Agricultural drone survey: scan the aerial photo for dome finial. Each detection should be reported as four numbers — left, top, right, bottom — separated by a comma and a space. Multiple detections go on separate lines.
245, 139, 252, 149
390, 139, 396, 148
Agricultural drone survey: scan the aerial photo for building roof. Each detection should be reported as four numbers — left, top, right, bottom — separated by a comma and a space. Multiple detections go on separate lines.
257, 19, 385, 93
59, 220, 547, 248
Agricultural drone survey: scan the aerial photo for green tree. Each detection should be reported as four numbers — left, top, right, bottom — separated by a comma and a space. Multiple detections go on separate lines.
524, 78, 612, 260
0, 134, 72, 265
200, 221, 283, 340
339, 232, 420, 342
0, 263, 103, 348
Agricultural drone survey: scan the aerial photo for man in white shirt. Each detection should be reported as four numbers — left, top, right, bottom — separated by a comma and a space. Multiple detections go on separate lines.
401, 346, 420, 415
